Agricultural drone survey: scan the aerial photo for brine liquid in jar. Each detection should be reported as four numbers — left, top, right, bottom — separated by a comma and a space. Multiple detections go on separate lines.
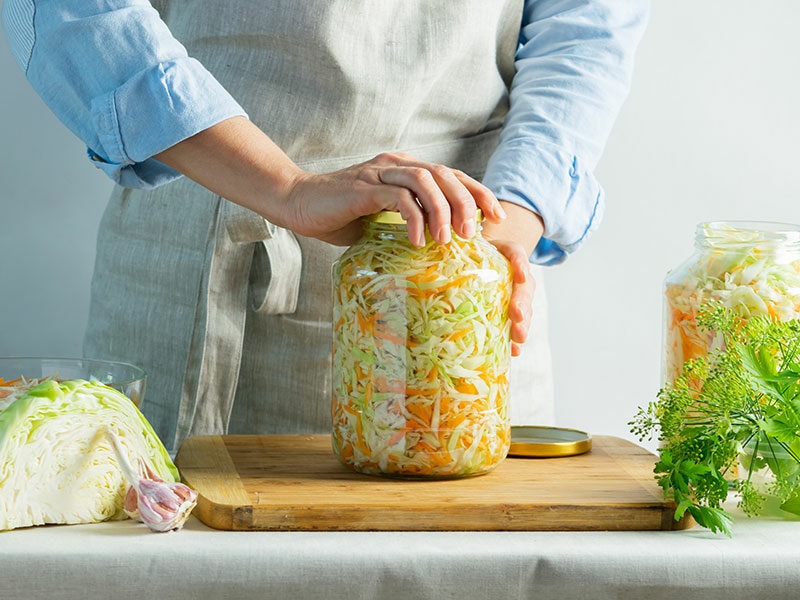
663, 221, 800, 384
331, 210, 512, 478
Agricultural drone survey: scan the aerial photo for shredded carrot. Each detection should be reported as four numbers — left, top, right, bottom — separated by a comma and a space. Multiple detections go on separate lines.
0, 377, 31, 400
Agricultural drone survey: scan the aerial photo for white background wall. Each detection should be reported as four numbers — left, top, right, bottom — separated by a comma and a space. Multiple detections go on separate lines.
2, 1, 800, 446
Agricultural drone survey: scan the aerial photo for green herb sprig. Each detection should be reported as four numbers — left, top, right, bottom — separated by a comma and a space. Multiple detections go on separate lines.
630, 301, 800, 536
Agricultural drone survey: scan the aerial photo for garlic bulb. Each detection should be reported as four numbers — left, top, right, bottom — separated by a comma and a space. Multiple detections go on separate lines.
106, 428, 197, 532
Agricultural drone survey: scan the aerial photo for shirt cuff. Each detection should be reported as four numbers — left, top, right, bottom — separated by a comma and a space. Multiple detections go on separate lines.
483, 137, 605, 266
88, 56, 248, 188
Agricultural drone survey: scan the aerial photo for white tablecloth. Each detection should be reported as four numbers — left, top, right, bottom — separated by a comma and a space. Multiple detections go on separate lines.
1, 503, 798, 600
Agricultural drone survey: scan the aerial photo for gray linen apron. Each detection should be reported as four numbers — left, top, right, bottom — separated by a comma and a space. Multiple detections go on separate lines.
84, 0, 554, 454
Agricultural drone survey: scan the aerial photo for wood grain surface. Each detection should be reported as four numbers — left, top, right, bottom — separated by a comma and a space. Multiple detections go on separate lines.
174, 434, 694, 532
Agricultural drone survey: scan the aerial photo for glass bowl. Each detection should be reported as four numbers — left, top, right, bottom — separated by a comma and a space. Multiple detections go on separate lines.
0, 357, 146, 407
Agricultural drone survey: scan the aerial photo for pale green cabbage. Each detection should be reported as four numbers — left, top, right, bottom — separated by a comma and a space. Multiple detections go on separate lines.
0, 379, 178, 531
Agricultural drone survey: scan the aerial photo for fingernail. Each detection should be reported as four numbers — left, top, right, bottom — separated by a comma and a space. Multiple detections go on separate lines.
418, 228, 429, 247
438, 225, 452, 244
497, 204, 507, 219
462, 218, 476, 239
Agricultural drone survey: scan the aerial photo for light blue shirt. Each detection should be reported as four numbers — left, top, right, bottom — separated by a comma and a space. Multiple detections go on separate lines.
2, 0, 647, 264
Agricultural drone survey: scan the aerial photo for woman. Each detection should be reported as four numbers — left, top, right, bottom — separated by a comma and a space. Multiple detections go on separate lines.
2, 0, 648, 453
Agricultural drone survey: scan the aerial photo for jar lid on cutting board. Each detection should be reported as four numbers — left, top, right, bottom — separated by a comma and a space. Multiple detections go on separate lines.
509, 426, 592, 458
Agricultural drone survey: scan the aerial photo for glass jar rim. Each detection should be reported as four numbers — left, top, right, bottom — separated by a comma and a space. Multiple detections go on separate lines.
696, 221, 800, 248
366, 209, 484, 224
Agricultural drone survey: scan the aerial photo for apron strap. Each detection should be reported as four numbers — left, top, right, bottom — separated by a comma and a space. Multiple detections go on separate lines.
226, 204, 303, 315
173, 199, 302, 450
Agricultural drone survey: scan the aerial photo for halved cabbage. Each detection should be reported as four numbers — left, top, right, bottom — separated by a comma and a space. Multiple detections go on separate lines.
0, 379, 178, 531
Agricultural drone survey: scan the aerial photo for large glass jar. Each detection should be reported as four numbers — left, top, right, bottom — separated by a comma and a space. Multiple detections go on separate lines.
331, 210, 512, 478
663, 221, 800, 383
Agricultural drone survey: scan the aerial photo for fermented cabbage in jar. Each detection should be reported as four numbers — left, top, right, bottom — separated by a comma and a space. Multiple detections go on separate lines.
663, 221, 800, 383
331, 211, 512, 478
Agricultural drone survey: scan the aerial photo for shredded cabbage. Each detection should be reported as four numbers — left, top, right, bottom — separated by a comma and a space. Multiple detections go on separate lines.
0, 378, 178, 530
664, 223, 800, 381
332, 222, 512, 478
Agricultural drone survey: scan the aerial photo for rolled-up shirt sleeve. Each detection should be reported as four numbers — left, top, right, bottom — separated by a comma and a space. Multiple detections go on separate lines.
483, 0, 649, 265
2, 0, 247, 188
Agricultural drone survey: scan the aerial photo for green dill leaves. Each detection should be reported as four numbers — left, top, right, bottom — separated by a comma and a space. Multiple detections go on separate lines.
630, 301, 800, 536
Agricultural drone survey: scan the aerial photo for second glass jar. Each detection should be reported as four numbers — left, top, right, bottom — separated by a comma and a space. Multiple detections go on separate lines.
331, 210, 512, 478
663, 221, 800, 384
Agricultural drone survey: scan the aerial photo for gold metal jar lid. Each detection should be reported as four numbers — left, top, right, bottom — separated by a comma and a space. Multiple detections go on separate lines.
508, 426, 592, 458
366, 209, 484, 224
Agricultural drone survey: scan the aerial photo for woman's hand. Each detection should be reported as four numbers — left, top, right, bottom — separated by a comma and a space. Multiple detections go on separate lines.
488, 239, 535, 357
284, 154, 543, 357
282, 152, 507, 247
481, 202, 544, 357
283, 155, 541, 356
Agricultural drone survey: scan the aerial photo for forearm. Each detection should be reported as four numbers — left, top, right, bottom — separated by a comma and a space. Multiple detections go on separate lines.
154, 116, 301, 228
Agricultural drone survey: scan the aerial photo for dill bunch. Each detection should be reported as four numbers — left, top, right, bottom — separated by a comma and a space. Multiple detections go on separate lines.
630, 301, 800, 535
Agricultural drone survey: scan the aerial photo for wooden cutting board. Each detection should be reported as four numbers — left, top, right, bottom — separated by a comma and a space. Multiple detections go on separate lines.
174, 434, 693, 532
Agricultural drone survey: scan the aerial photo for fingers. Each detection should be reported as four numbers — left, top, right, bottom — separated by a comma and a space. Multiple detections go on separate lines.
489, 239, 536, 353
509, 267, 535, 350
289, 152, 505, 248
357, 180, 437, 247
375, 165, 454, 245
371, 153, 504, 245
452, 170, 507, 225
